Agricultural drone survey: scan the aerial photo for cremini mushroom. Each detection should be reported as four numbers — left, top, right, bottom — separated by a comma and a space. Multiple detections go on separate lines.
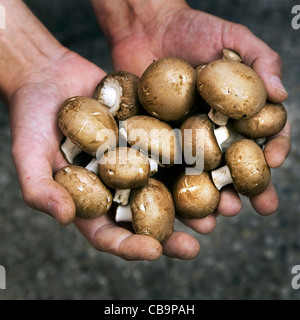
54, 165, 112, 219
197, 49, 267, 125
98, 147, 151, 205
138, 57, 198, 122
116, 177, 175, 242
230, 102, 287, 139
119, 115, 180, 168
58, 96, 118, 163
93, 71, 141, 121
180, 114, 241, 171
172, 171, 220, 219
211, 139, 271, 197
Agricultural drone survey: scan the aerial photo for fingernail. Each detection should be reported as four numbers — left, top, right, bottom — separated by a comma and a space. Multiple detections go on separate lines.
270, 76, 288, 97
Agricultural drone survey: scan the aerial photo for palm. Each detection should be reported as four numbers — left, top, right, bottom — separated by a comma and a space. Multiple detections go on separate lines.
110, 8, 225, 76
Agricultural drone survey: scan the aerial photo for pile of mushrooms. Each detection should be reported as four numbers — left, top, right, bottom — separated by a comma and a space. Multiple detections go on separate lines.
54, 50, 287, 243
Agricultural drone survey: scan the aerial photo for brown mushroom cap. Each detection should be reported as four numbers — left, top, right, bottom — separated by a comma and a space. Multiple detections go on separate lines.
197, 59, 267, 120
123, 115, 180, 167
98, 147, 150, 189
138, 57, 198, 122
54, 165, 112, 219
58, 96, 118, 157
130, 178, 175, 242
180, 114, 223, 171
230, 102, 287, 139
93, 71, 141, 121
172, 171, 220, 219
225, 139, 270, 197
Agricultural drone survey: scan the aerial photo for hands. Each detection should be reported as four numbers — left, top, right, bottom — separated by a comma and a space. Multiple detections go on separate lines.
4, 0, 291, 261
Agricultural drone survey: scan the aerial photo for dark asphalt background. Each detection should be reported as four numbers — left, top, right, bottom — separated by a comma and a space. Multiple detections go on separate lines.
0, 0, 300, 300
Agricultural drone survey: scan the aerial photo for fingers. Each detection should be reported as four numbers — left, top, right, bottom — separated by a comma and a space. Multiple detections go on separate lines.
223, 23, 288, 103
74, 214, 163, 261
162, 230, 200, 259
75, 213, 203, 260
178, 214, 217, 234
264, 121, 291, 168
216, 186, 242, 217
249, 180, 279, 216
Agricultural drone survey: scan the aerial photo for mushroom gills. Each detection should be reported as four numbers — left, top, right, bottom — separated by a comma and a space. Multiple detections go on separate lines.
96, 77, 122, 117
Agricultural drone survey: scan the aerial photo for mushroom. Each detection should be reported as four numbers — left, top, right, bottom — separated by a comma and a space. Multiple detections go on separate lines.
172, 171, 220, 219
93, 71, 141, 121
211, 139, 271, 197
138, 57, 198, 122
119, 115, 181, 168
98, 147, 151, 205
180, 114, 241, 171
58, 96, 119, 163
230, 102, 287, 139
116, 178, 175, 242
54, 165, 112, 219
197, 49, 267, 125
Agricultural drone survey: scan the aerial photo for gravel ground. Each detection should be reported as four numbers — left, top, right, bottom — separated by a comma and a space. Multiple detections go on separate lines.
0, 0, 300, 300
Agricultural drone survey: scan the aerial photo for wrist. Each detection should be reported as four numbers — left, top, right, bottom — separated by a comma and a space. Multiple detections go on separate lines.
0, 0, 67, 104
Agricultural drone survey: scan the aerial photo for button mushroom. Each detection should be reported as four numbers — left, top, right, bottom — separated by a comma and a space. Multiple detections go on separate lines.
172, 171, 220, 219
197, 49, 267, 125
119, 115, 181, 168
180, 113, 242, 171
58, 96, 119, 163
98, 147, 151, 205
138, 57, 198, 122
116, 178, 175, 242
230, 102, 287, 139
93, 71, 141, 121
211, 139, 271, 197
54, 165, 112, 219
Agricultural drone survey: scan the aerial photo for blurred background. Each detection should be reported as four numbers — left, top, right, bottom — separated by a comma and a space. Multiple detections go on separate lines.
0, 0, 299, 300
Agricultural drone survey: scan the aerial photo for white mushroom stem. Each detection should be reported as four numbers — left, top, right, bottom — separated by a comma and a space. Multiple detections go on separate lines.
85, 158, 99, 174
211, 165, 233, 190
148, 157, 159, 175
97, 78, 122, 117
216, 124, 245, 152
208, 108, 229, 126
115, 203, 132, 222
113, 189, 131, 206
214, 125, 230, 151
60, 137, 82, 163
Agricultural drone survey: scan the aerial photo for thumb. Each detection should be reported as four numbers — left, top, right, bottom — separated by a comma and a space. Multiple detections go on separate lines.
11, 136, 76, 226
225, 23, 288, 103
